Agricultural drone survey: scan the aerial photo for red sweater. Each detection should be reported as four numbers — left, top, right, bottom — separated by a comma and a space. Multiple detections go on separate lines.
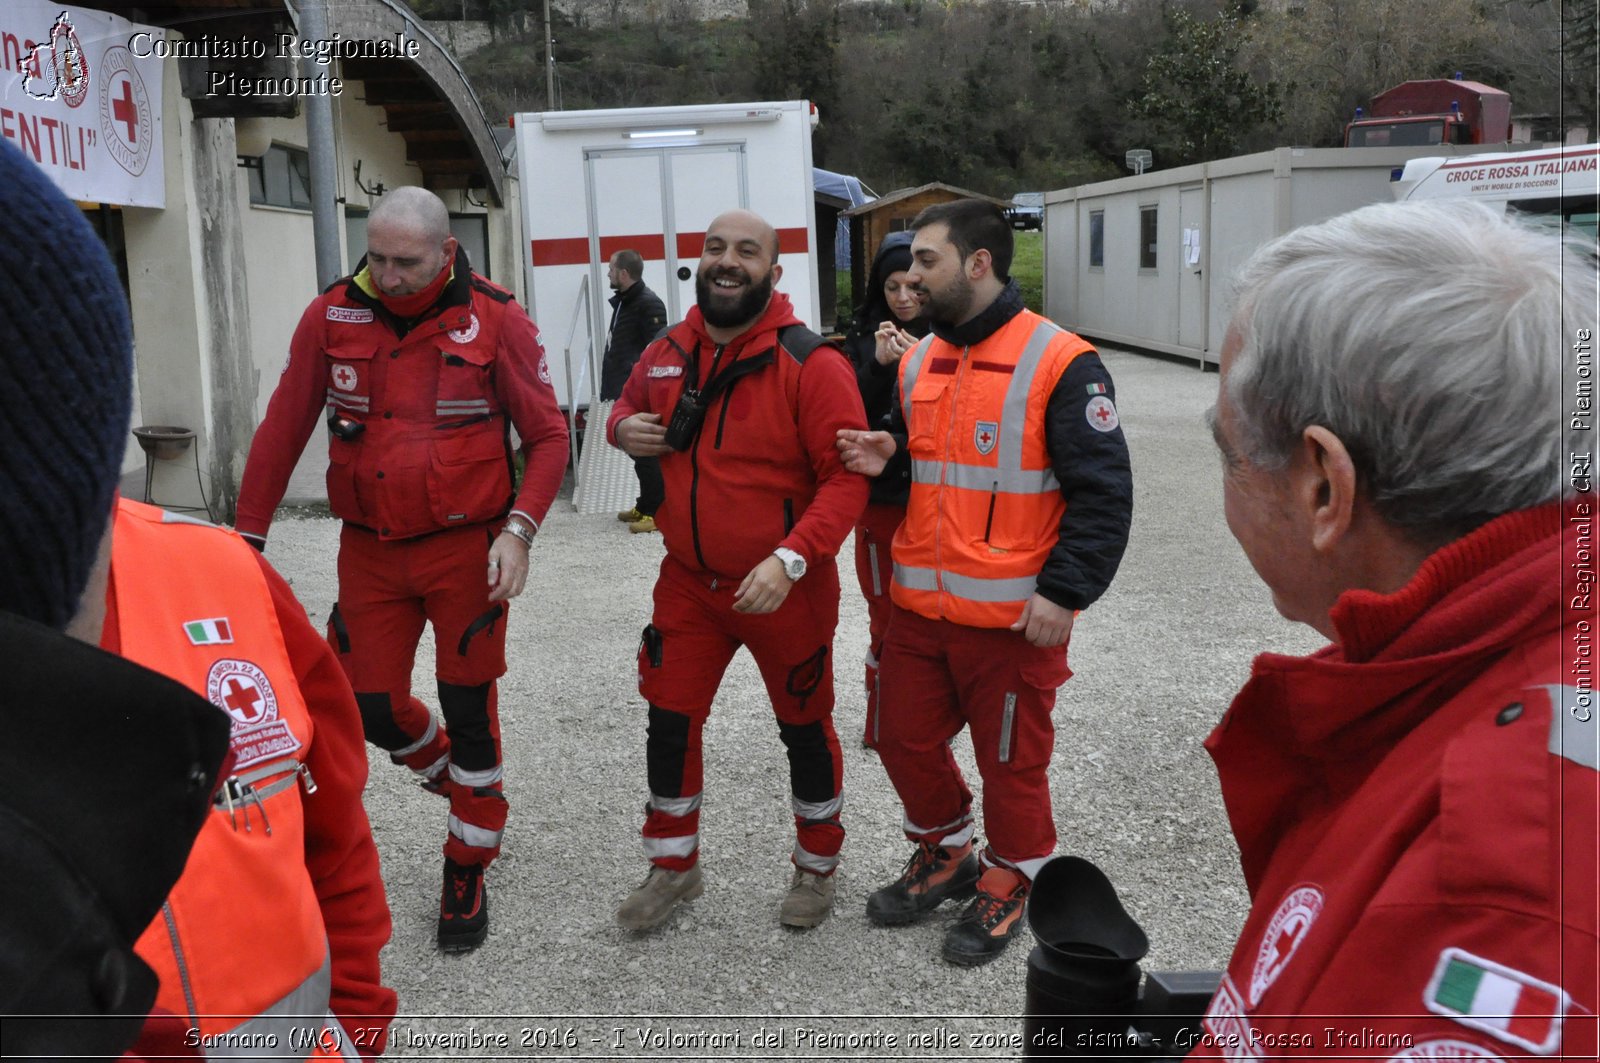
1192, 502, 1597, 1060
607, 293, 868, 579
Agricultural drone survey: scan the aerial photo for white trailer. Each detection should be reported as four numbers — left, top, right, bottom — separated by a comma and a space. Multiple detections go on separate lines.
1042, 145, 1530, 366
513, 100, 822, 411
1394, 142, 1599, 240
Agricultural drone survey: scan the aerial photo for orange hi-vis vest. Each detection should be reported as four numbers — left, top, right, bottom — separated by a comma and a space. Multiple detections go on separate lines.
890, 310, 1094, 629
109, 500, 356, 1060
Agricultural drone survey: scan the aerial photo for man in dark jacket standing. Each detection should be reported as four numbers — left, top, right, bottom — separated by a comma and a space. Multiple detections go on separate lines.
603, 249, 669, 534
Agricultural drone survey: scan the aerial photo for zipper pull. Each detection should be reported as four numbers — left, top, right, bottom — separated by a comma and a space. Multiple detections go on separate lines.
222, 775, 240, 830
247, 785, 273, 836
297, 762, 319, 795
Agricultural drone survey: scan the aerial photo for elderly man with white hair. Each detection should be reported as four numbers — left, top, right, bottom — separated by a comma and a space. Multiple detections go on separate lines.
1192, 200, 1597, 1058
237, 186, 569, 952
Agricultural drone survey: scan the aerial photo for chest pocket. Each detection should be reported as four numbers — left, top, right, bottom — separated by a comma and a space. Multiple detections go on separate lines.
326, 340, 378, 416
906, 370, 955, 458
435, 341, 495, 424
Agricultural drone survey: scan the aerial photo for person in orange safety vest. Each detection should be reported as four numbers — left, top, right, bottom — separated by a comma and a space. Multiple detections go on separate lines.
837, 199, 1132, 966
106, 498, 397, 1058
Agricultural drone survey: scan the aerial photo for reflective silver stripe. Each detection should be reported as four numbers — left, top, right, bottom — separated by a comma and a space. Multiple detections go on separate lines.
436, 402, 492, 413
995, 320, 1062, 476
894, 563, 1036, 603
411, 753, 448, 781
792, 842, 838, 874
642, 833, 697, 859
449, 762, 504, 787
161, 510, 216, 528
867, 542, 882, 596
899, 334, 936, 424
448, 814, 503, 849
893, 563, 940, 592
202, 952, 332, 1059
943, 569, 1037, 602
999, 692, 1017, 764
325, 391, 369, 410
1542, 684, 1599, 770
391, 714, 438, 758
649, 791, 702, 817
903, 811, 973, 837
792, 792, 843, 821
437, 399, 492, 407
911, 458, 1059, 495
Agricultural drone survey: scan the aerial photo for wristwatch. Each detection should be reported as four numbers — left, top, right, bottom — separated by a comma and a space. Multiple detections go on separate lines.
773, 547, 807, 582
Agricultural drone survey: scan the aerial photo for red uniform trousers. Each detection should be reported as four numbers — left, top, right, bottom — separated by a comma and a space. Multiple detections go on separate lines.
852, 502, 905, 748
331, 522, 509, 868
637, 554, 846, 876
876, 603, 1070, 879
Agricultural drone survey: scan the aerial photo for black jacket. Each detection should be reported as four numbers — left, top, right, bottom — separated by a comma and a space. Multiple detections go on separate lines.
601, 281, 668, 401
0, 611, 229, 1059
845, 232, 925, 507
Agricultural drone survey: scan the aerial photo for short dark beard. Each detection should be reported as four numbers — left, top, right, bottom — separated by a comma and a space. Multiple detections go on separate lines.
920, 270, 974, 327
696, 266, 775, 329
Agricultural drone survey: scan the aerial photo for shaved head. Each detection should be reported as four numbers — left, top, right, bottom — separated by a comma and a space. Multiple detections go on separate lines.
369, 186, 451, 244
708, 209, 779, 261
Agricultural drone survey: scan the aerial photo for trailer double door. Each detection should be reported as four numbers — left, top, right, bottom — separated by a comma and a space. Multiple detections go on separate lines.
583, 142, 750, 388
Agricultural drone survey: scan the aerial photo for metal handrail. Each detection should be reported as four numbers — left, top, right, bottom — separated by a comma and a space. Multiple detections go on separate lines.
560, 273, 592, 480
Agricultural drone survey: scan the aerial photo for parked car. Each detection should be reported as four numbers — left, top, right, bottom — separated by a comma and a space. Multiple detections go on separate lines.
1008, 191, 1044, 230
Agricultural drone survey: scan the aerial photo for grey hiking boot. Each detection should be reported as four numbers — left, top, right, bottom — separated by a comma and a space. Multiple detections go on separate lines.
779, 867, 835, 928
616, 864, 704, 931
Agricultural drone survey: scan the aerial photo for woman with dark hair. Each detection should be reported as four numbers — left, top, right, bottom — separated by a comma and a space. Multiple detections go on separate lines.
843, 231, 927, 749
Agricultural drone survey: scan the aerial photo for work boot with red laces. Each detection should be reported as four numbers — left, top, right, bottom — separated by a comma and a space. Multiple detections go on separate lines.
438, 858, 488, 952
865, 840, 980, 925
942, 865, 1030, 966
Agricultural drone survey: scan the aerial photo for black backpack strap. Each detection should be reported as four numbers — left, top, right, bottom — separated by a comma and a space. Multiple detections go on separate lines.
776, 324, 830, 365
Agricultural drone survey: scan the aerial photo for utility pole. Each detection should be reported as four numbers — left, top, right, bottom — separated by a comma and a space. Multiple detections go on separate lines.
544, 0, 556, 108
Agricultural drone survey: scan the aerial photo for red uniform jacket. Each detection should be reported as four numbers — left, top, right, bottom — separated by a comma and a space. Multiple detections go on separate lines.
236, 250, 567, 543
606, 293, 868, 580
1191, 502, 1597, 1061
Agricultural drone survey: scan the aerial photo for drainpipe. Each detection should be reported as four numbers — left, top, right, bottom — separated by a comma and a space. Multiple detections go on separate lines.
289, 0, 343, 289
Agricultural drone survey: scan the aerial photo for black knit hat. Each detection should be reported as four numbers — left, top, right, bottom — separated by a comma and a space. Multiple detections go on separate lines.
0, 139, 133, 630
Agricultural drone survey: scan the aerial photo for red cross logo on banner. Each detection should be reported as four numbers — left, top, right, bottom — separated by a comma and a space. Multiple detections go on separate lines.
112, 79, 138, 142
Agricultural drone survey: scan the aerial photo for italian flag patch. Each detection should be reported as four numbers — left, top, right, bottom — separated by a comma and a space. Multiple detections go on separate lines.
184, 617, 234, 646
1085, 382, 1108, 395
1424, 948, 1569, 1054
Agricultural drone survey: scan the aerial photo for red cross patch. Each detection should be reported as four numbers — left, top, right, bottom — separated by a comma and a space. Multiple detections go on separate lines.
1250, 884, 1324, 1005
207, 659, 279, 727
974, 421, 998, 455
1085, 395, 1120, 433
331, 364, 359, 392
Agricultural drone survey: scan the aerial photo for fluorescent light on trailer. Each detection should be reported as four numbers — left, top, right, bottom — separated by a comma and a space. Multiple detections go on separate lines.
538, 106, 783, 132
626, 128, 702, 139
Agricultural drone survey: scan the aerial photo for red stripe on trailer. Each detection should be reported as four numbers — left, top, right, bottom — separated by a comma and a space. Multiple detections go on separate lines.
674, 227, 809, 259
532, 227, 809, 267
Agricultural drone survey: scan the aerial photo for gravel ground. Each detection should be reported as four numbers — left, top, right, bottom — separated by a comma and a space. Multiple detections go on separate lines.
263, 346, 1323, 1060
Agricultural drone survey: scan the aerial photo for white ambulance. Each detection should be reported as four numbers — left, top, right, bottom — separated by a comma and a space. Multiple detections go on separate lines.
1393, 141, 1599, 240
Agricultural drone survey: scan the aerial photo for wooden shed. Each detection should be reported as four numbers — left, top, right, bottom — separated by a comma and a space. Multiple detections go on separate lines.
840, 182, 1011, 317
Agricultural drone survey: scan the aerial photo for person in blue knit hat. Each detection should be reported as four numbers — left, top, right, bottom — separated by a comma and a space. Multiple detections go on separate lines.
0, 136, 231, 1059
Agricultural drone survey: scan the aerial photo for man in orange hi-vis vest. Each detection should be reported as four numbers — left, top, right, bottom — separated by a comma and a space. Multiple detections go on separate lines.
838, 199, 1133, 967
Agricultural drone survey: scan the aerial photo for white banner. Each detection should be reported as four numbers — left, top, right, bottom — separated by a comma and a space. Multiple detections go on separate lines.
1, 1, 165, 207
